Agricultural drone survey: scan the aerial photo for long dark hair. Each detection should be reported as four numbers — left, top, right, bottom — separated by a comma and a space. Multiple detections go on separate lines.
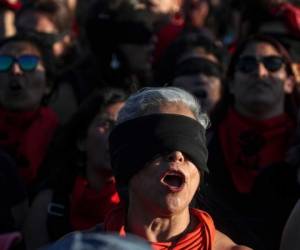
36, 87, 127, 192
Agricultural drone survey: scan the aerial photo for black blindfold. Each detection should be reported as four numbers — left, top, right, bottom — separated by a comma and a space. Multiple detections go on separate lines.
109, 114, 208, 190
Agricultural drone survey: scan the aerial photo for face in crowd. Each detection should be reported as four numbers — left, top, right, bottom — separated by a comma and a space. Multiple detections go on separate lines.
128, 102, 201, 215
16, 9, 71, 58
173, 55, 222, 114
0, 40, 50, 111
142, 0, 183, 14
85, 101, 124, 176
229, 40, 293, 118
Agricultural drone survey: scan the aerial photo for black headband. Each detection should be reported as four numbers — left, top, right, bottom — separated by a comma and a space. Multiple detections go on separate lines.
109, 113, 208, 190
175, 58, 222, 78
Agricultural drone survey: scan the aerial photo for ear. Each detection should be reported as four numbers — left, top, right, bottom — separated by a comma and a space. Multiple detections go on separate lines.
283, 76, 295, 94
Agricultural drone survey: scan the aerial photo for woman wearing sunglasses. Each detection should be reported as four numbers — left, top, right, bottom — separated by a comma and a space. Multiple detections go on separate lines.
197, 35, 300, 250
0, 33, 59, 188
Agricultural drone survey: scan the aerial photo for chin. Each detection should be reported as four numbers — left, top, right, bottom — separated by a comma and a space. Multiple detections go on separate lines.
162, 195, 189, 214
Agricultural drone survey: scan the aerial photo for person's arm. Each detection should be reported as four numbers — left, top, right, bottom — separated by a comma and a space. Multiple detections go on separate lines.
12, 199, 29, 230
280, 199, 300, 250
24, 189, 53, 250
214, 230, 253, 250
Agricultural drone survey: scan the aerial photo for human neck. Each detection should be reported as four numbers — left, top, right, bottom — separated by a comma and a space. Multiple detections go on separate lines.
126, 203, 193, 243
86, 163, 114, 192
234, 103, 284, 120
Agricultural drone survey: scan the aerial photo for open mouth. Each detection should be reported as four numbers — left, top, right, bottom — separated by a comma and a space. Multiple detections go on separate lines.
161, 170, 185, 192
9, 79, 23, 92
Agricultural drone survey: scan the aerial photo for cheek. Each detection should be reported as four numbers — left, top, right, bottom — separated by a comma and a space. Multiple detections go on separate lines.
190, 171, 200, 193
31, 72, 48, 90
0, 74, 9, 88
186, 167, 200, 198
273, 69, 288, 81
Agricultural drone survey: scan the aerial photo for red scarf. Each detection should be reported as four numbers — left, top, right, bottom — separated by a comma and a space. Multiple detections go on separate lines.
218, 108, 295, 193
70, 176, 120, 230
270, 3, 300, 38
0, 0, 22, 11
153, 14, 185, 64
0, 107, 59, 185
104, 205, 215, 250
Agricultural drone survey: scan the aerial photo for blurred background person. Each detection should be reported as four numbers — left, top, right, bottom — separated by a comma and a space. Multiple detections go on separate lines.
0, 33, 58, 190
198, 35, 300, 250
24, 88, 126, 250
0, 0, 22, 38
15, 0, 74, 65
85, 1, 156, 91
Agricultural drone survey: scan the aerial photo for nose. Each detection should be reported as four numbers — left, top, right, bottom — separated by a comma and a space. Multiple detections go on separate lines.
257, 62, 268, 78
167, 151, 185, 163
11, 63, 23, 75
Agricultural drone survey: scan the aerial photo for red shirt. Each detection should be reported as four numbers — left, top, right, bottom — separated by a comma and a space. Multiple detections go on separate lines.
104, 205, 215, 250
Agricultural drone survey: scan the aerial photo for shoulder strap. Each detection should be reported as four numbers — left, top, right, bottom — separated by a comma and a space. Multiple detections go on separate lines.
47, 189, 71, 241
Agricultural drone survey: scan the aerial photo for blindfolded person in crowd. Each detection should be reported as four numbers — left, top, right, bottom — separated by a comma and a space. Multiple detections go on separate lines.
49, 87, 252, 250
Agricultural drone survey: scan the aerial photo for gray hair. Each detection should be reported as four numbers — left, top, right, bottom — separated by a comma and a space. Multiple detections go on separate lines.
117, 87, 210, 129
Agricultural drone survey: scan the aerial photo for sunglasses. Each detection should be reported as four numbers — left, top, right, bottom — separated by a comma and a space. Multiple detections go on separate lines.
0, 55, 40, 72
236, 56, 285, 74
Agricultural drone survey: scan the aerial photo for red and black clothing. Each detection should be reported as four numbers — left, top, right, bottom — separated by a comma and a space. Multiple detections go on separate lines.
0, 107, 59, 186
104, 205, 215, 250
47, 175, 120, 241
198, 108, 299, 250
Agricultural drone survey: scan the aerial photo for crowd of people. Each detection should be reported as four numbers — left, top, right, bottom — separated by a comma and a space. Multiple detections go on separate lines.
0, 0, 300, 249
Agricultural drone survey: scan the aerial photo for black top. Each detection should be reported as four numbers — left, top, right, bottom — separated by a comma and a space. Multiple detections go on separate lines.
197, 132, 300, 250
0, 150, 27, 233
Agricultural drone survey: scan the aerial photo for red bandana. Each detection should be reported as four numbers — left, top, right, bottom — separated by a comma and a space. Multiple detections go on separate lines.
104, 205, 215, 250
70, 176, 120, 230
270, 3, 300, 38
0, 0, 22, 11
218, 108, 295, 193
0, 107, 59, 185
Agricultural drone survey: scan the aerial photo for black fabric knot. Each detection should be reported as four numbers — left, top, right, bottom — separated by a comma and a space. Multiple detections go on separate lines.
236, 130, 265, 171
239, 130, 265, 156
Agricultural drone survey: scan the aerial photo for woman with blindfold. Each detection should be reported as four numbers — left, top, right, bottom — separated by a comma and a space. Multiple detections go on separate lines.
198, 35, 300, 250
0, 33, 58, 188
45, 86, 251, 250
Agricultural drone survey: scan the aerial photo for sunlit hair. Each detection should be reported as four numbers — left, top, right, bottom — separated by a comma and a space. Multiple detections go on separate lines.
117, 87, 210, 129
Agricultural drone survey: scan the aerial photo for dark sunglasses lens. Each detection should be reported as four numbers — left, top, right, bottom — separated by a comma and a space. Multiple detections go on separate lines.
0, 55, 13, 72
263, 56, 284, 72
236, 57, 258, 73
19, 55, 39, 71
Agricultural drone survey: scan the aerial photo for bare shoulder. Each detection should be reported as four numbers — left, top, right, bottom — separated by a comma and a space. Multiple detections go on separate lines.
213, 230, 253, 250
